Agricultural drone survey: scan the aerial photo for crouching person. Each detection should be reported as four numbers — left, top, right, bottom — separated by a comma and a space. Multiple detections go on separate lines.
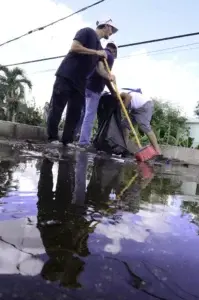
120, 89, 161, 155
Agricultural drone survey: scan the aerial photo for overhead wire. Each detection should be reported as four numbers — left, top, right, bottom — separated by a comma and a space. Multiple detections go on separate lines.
119, 41, 199, 59
117, 31, 199, 48
3, 30, 199, 67
28, 42, 199, 75
0, 0, 105, 48
4, 40, 199, 70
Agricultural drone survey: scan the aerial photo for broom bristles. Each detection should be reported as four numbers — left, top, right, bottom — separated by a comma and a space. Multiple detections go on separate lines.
135, 145, 158, 162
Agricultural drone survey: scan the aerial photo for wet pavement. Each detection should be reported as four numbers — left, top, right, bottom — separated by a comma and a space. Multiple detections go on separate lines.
0, 146, 199, 299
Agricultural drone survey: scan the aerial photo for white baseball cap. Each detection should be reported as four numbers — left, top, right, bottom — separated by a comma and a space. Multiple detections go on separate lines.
96, 19, 118, 34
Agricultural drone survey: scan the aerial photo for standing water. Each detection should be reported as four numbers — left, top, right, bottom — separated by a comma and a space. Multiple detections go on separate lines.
0, 147, 199, 300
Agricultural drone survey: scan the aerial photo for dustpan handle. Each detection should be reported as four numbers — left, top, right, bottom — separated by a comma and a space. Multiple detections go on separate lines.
103, 59, 142, 149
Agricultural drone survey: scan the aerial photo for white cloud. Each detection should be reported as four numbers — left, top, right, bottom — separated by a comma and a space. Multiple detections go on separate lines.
0, 0, 90, 109
95, 205, 172, 255
1, 0, 199, 117
0, 217, 45, 275
95, 196, 186, 255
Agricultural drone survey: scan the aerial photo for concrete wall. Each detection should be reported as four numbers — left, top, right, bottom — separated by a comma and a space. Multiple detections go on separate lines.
181, 181, 199, 196
161, 145, 199, 165
1, 120, 199, 165
155, 161, 199, 182
0, 120, 48, 141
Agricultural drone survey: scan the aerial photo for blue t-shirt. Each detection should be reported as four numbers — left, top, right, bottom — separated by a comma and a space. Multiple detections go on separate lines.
56, 27, 102, 93
86, 48, 114, 93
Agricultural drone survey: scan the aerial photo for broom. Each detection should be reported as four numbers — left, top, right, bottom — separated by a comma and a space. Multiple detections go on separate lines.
103, 59, 158, 162
116, 173, 138, 200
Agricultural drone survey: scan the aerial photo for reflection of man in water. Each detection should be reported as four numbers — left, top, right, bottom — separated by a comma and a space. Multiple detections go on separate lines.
37, 157, 92, 288
37, 154, 128, 287
36, 155, 152, 297
118, 163, 154, 213
86, 157, 123, 212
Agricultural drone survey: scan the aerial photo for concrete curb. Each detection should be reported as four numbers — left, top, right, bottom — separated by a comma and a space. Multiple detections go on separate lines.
0, 120, 48, 141
161, 145, 199, 165
0, 120, 63, 141
0, 120, 199, 165
154, 163, 199, 182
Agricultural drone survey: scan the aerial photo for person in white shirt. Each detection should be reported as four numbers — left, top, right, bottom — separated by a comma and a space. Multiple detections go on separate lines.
120, 88, 161, 154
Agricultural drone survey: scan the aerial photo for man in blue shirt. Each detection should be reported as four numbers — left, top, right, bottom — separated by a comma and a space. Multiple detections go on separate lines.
47, 20, 118, 146
78, 42, 117, 149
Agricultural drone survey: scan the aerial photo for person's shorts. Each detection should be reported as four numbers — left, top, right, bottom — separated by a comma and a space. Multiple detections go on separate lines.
122, 101, 154, 134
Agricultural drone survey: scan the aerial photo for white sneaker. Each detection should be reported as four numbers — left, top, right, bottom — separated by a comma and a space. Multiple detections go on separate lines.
67, 143, 77, 148
49, 140, 62, 146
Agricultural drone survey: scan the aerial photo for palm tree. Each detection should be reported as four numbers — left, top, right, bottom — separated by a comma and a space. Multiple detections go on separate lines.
0, 65, 32, 122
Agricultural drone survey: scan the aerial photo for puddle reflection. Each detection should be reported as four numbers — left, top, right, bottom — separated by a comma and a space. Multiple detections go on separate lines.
0, 151, 198, 299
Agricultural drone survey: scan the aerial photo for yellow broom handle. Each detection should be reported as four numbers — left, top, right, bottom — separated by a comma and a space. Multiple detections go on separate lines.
116, 173, 138, 199
103, 59, 142, 149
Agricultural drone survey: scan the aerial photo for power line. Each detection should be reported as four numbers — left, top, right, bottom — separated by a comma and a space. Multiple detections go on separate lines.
0, 0, 105, 48
5, 55, 64, 67
119, 41, 199, 59
4, 37, 199, 68
117, 31, 199, 48
29, 42, 199, 75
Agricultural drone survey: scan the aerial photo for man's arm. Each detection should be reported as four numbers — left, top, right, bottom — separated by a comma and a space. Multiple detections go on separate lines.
120, 92, 131, 108
70, 40, 98, 55
69, 28, 107, 57
146, 131, 162, 154
96, 61, 116, 82
103, 52, 116, 95
105, 80, 115, 95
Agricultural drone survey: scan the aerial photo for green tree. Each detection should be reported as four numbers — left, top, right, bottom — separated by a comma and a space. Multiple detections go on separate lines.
136, 99, 192, 147
141, 176, 182, 204
16, 97, 44, 126
0, 65, 32, 122
181, 201, 199, 231
194, 101, 199, 117
17, 104, 43, 126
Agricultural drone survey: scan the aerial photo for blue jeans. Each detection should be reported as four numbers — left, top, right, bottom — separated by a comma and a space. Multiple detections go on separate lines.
79, 89, 101, 145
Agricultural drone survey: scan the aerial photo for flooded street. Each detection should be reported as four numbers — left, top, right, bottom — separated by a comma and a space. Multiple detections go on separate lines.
0, 147, 199, 299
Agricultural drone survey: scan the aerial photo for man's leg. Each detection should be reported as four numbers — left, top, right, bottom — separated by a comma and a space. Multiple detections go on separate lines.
61, 88, 85, 145
47, 77, 69, 143
74, 105, 85, 141
134, 101, 161, 154
78, 90, 101, 146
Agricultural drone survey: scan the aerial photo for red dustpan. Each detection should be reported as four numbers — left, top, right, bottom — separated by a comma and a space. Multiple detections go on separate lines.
135, 145, 158, 162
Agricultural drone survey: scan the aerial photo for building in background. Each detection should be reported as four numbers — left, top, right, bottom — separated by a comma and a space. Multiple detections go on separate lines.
186, 118, 199, 148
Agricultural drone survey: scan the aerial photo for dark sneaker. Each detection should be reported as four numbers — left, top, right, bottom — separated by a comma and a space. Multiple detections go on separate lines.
78, 144, 96, 152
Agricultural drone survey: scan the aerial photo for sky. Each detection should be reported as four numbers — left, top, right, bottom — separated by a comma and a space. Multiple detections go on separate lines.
1, 0, 199, 117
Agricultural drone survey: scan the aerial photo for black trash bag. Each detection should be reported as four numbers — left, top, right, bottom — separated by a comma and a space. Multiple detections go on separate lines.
93, 92, 130, 156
